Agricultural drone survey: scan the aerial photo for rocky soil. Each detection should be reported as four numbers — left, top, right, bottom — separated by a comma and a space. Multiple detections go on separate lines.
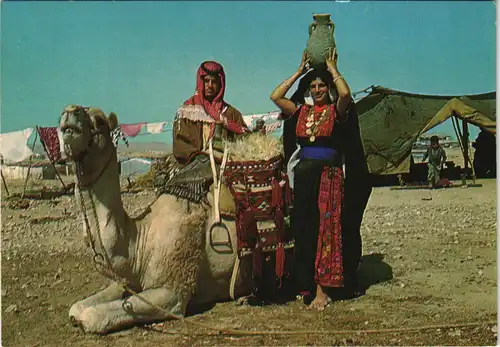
1, 177, 497, 346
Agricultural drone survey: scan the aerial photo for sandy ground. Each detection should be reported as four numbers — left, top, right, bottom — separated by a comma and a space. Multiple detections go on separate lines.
1, 176, 497, 346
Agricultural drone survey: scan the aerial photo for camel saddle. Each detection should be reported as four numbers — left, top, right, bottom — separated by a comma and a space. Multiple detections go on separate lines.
157, 154, 214, 203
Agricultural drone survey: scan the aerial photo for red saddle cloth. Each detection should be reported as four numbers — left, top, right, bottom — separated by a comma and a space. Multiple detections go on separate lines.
222, 156, 294, 283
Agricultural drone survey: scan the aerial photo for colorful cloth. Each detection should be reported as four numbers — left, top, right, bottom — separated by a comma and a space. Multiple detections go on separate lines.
120, 123, 145, 137
146, 122, 166, 134
38, 127, 61, 162
296, 104, 336, 139
264, 121, 281, 134
0, 128, 34, 163
315, 166, 344, 287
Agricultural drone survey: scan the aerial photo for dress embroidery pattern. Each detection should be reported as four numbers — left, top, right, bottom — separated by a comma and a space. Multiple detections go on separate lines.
315, 166, 344, 287
296, 104, 336, 140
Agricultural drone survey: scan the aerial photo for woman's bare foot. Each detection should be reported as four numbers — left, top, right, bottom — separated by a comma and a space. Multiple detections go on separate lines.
309, 284, 332, 311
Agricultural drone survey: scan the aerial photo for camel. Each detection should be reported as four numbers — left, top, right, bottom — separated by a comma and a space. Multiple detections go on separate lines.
60, 105, 253, 334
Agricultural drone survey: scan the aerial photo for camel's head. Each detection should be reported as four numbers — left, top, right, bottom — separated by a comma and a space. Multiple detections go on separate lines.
59, 105, 118, 162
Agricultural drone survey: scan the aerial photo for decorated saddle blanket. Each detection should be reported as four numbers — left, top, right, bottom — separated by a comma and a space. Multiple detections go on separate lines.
222, 155, 294, 281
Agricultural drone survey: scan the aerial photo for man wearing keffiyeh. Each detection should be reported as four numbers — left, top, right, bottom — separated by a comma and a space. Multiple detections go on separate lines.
162, 61, 249, 203
173, 61, 249, 165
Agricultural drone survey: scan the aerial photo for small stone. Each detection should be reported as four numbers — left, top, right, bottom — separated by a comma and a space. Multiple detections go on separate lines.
448, 329, 461, 337
478, 270, 484, 276
5, 304, 18, 314
491, 325, 497, 333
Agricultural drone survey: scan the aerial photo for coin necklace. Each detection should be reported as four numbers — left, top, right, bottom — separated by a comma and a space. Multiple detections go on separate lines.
305, 106, 328, 142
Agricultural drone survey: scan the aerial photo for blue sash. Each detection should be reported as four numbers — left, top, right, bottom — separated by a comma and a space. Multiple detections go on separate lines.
300, 147, 339, 161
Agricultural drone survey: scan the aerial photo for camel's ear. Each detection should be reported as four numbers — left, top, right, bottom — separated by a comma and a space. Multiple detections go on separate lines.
108, 112, 118, 131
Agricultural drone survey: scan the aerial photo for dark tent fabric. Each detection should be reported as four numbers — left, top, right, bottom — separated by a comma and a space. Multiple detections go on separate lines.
355, 86, 496, 175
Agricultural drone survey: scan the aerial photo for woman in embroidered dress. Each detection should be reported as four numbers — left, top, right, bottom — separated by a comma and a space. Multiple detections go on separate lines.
270, 50, 372, 310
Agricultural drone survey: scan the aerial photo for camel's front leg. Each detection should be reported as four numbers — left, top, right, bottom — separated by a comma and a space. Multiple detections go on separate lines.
76, 286, 189, 334
69, 282, 125, 325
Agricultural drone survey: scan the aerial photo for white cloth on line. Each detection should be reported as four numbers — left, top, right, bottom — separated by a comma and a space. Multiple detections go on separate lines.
146, 122, 166, 134
0, 128, 34, 163
265, 122, 281, 133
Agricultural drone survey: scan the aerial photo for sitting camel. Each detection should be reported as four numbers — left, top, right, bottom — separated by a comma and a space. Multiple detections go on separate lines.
60, 105, 254, 334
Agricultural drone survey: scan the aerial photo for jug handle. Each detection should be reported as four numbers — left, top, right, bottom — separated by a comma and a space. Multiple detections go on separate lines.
308, 23, 316, 36
328, 20, 335, 35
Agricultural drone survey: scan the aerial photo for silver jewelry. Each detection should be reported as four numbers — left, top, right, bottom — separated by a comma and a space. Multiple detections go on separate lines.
333, 75, 344, 83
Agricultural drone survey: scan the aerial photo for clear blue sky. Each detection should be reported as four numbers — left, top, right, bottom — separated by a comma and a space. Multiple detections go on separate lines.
2, 1, 496, 144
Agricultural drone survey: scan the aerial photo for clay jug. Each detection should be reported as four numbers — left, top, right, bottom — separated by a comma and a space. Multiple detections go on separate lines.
306, 13, 336, 69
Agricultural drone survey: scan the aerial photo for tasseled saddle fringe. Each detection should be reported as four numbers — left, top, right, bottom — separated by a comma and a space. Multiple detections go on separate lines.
238, 207, 258, 245
160, 181, 210, 204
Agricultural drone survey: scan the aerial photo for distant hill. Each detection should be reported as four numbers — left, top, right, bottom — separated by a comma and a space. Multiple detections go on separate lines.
32, 141, 172, 158
117, 141, 171, 154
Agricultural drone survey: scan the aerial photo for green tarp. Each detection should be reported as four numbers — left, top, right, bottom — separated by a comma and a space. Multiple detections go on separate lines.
356, 86, 496, 175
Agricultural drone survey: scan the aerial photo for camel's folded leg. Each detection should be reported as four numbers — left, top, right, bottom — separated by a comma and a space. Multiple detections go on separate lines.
76, 286, 189, 334
69, 282, 125, 325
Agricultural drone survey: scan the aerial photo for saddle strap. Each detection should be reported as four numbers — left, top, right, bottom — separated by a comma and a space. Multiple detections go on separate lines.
229, 256, 240, 300
208, 139, 229, 223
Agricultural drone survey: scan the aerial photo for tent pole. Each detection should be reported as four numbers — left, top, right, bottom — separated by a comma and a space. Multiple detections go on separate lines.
22, 129, 39, 198
1, 169, 9, 197
37, 126, 67, 190
462, 119, 469, 176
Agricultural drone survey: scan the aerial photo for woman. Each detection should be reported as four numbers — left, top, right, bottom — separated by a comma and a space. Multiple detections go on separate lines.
270, 49, 372, 310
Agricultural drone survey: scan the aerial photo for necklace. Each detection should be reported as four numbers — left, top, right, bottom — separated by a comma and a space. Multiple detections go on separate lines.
305, 106, 329, 142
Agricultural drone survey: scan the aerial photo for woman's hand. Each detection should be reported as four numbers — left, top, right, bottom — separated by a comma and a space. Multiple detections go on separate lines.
297, 50, 311, 75
325, 47, 339, 73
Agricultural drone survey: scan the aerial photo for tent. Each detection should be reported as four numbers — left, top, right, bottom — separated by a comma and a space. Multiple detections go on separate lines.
355, 86, 496, 175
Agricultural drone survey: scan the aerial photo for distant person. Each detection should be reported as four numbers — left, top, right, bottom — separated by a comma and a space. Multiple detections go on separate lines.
472, 129, 496, 178
422, 135, 447, 188
253, 118, 266, 135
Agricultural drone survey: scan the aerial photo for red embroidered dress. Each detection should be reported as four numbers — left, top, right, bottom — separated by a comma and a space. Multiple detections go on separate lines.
292, 103, 346, 290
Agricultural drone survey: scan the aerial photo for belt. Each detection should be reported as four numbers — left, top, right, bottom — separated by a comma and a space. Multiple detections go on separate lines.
300, 147, 340, 163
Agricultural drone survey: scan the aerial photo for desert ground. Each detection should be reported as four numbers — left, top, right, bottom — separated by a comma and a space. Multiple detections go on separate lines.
1, 166, 497, 346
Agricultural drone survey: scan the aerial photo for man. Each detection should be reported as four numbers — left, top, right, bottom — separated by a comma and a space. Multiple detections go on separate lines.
173, 61, 248, 165
253, 118, 266, 135
422, 135, 447, 188
162, 61, 249, 203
